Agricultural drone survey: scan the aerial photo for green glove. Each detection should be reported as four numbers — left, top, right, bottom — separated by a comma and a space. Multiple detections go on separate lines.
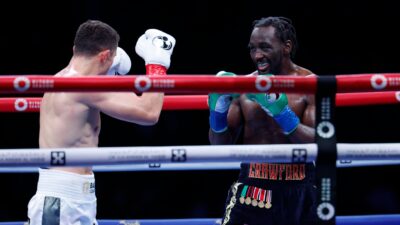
246, 75, 300, 135
208, 71, 239, 133
246, 92, 288, 116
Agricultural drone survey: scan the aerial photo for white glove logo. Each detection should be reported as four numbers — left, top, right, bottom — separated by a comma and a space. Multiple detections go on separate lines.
152, 36, 173, 50
266, 93, 279, 103
135, 29, 176, 69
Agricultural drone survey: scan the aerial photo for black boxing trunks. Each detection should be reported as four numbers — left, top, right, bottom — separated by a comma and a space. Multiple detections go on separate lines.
221, 163, 317, 225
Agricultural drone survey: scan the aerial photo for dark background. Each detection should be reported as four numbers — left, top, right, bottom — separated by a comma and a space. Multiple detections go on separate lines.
1, 0, 400, 221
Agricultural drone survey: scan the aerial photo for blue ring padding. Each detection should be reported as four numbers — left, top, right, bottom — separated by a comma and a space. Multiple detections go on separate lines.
336, 214, 400, 224
2, 215, 400, 225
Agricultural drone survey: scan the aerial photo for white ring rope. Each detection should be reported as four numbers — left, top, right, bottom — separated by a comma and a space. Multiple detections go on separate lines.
0, 143, 400, 167
0, 160, 399, 173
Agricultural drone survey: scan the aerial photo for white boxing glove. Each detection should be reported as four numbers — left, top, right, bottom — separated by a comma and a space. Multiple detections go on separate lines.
135, 29, 176, 75
107, 47, 132, 76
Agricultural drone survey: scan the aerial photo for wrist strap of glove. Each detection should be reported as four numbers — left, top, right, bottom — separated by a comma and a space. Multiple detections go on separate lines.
209, 110, 228, 133
146, 64, 167, 76
273, 105, 300, 135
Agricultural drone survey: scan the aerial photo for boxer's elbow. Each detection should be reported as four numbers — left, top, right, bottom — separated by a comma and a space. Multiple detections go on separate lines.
141, 109, 161, 125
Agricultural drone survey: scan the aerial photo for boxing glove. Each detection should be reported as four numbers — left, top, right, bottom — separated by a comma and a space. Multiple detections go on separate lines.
247, 75, 300, 135
209, 71, 240, 133
107, 47, 132, 76
135, 29, 176, 75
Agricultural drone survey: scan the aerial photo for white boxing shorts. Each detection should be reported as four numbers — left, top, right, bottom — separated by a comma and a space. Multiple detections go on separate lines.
28, 168, 97, 225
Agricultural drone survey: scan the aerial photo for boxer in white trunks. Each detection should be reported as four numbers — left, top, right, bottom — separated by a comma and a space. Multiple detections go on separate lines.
27, 19, 176, 225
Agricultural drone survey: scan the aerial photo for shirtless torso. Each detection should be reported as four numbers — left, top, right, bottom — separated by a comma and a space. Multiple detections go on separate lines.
210, 65, 315, 145
40, 67, 101, 174
230, 66, 315, 145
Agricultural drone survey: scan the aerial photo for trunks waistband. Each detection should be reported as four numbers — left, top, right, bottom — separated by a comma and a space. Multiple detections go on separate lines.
36, 168, 96, 201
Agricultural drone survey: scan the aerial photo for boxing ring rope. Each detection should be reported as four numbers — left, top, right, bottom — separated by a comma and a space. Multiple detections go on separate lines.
1, 160, 399, 173
0, 143, 399, 167
1, 74, 400, 94
1, 91, 399, 170
1, 91, 400, 112
1, 214, 400, 225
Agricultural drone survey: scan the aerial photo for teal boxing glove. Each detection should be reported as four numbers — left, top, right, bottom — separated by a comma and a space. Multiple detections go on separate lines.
247, 75, 300, 135
209, 71, 240, 133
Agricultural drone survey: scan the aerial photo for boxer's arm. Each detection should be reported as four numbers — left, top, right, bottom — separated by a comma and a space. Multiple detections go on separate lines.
288, 95, 315, 143
80, 92, 163, 125
208, 71, 238, 133
79, 29, 176, 125
209, 99, 243, 144
288, 74, 316, 143
208, 71, 242, 144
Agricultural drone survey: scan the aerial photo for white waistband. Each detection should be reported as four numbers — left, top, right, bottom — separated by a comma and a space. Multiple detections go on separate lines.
36, 168, 96, 201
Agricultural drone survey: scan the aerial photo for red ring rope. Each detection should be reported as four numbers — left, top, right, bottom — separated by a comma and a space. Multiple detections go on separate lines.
1, 74, 400, 94
1, 92, 399, 112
